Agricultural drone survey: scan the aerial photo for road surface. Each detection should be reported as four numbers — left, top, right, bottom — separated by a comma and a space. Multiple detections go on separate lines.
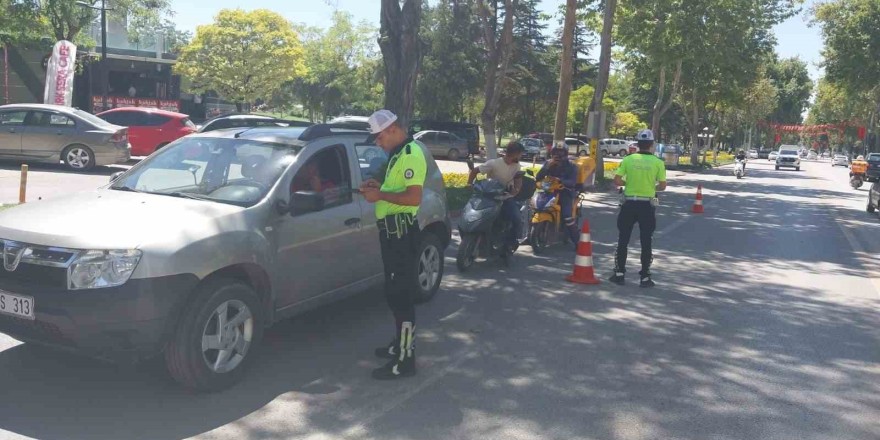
0, 158, 878, 440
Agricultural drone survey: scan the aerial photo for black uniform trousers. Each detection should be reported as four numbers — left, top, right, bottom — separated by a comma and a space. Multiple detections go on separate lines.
378, 215, 420, 327
614, 200, 656, 277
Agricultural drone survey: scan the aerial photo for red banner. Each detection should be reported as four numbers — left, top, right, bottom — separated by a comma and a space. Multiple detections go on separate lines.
92, 95, 180, 113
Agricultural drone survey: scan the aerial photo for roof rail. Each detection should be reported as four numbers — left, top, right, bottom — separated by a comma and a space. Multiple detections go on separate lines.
299, 123, 370, 142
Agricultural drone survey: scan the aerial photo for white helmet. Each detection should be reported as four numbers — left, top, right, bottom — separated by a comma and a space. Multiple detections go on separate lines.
857, 155, 865, 160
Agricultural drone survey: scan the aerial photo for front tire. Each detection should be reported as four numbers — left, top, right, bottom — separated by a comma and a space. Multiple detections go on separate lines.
447, 148, 460, 161
165, 278, 264, 392
796, 167, 801, 171
528, 222, 549, 255
456, 233, 478, 273
62, 145, 96, 171
867, 199, 876, 213
618, 149, 628, 157
413, 233, 444, 304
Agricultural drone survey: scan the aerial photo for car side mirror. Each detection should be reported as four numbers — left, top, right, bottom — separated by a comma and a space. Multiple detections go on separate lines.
290, 191, 325, 216
109, 171, 124, 183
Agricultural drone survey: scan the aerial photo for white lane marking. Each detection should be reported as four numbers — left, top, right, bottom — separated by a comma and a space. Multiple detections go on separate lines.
831, 212, 880, 298
656, 215, 693, 237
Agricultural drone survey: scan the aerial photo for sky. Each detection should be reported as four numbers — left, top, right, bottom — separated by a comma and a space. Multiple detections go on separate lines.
169, 0, 825, 81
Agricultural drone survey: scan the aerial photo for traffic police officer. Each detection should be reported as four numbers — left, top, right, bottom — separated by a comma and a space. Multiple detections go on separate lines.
359, 109, 427, 380
610, 129, 667, 288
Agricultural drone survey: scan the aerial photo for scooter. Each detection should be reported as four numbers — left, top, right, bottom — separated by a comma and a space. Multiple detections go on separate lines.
456, 160, 522, 272
850, 171, 865, 189
734, 159, 745, 179
528, 176, 585, 254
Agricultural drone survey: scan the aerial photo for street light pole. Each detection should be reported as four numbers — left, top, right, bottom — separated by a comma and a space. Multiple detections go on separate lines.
77, 0, 111, 112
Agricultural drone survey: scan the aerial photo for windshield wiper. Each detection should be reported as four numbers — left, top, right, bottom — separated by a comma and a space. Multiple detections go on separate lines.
166, 192, 213, 201
111, 186, 144, 193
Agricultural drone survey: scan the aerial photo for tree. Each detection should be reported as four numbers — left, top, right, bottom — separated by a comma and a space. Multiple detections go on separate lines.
814, 0, 880, 150
478, 0, 517, 159
39, 0, 171, 43
291, 12, 377, 121
609, 111, 647, 138
175, 9, 307, 111
379, 0, 423, 128
586, 0, 616, 176
767, 57, 813, 124
417, 0, 485, 121
552, 0, 578, 146
0, 0, 43, 45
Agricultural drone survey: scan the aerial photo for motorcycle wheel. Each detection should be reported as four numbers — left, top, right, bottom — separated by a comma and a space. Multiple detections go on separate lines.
456, 234, 479, 273
529, 222, 549, 255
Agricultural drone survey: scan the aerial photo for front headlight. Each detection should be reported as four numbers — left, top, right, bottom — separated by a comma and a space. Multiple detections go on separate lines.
68, 250, 142, 290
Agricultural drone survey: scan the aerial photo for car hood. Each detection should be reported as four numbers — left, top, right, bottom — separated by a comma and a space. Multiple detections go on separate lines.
0, 190, 245, 250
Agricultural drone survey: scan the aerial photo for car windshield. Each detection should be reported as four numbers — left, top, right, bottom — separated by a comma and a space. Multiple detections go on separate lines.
867, 154, 880, 162
110, 137, 301, 207
781, 150, 798, 156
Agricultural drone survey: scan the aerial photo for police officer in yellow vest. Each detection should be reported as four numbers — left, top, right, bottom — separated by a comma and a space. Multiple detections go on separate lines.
359, 110, 428, 380
610, 129, 667, 288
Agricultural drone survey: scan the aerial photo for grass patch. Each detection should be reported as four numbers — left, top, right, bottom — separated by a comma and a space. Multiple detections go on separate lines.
0, 204, 17, 211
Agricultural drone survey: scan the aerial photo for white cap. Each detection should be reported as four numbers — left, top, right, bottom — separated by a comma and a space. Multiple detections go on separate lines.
367, 110, 398, 134
637, 129, 655, 141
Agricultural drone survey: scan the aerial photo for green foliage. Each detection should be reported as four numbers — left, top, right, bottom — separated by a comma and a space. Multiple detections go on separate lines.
609, 111, 647, 138
767, 57, 813, 124
0, 0, 44, 45
814, 0, 880, 96
175, 9, 307, 109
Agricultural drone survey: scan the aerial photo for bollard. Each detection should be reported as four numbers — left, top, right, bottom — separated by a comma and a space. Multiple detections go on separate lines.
19, 164, 27, 204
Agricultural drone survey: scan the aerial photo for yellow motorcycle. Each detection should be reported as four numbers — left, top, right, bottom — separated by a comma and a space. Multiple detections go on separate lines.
527, 176, 585, 254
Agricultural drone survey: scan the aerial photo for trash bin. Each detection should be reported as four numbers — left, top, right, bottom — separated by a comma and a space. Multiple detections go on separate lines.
663, 145, 680, 167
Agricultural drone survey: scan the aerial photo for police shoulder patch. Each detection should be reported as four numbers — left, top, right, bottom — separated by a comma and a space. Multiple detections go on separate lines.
404, 169, 414, 179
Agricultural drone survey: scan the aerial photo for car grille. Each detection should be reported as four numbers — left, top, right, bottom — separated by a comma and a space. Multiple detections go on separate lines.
0, 262, 68, 289
780, 157, 795, 162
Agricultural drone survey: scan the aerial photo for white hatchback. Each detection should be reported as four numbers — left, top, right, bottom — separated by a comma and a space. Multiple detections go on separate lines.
832, 155, 849, 167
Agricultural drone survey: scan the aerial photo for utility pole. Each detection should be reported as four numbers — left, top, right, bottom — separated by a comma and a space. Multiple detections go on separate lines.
77, 0, 111, 111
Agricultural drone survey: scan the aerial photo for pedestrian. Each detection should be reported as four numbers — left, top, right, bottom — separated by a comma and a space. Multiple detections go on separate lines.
610, 129, 667, 288
359, 109, 428, 380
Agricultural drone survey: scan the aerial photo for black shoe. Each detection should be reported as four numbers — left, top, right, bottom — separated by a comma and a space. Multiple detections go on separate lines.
371, 355, 416, 380
374, 340, 399, 359
609, 273, 625, 286
640, 276, 655, 288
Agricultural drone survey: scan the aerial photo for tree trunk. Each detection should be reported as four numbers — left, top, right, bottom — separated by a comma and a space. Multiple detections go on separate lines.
379, 0, 423, 128
552, 0, 578, 147
651, 60, 682, 136
478, 0, 516, 160
690, 88, 701, 165
585, 0, 616, 177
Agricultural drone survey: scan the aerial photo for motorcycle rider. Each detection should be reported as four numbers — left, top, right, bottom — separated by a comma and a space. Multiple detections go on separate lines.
735, 150, 747, 173
535, 146, 580, 249
467, 141, 525, 250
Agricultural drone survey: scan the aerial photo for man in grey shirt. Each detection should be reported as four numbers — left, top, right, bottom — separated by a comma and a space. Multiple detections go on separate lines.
467, 141, 526, 249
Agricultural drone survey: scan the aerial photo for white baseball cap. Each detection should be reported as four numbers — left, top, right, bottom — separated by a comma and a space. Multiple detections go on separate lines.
367, 109, 398, 134
637, 129, 655, 141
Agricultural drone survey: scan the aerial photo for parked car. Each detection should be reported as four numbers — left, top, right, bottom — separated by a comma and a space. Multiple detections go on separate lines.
867, 182, 880, 214
807, 150, 818, 160
328, 115, 370, 131
775, 146, 801, 171
564, 138, 590, 157
0, 124, 451, 392
0, 103, 130, 171
519, 137, 545, 161
865, 153, 880, 182
97, 107, 196, 157
768, 151, 779, 161
832, 154, 849, 167
413, 130, 469, 160
757, 149, 771, 159
528, 132, 554, 151
198, 114, 312, 133
410, 120, 481, 156
748, 149, 759, 159
598, 138, 630, 157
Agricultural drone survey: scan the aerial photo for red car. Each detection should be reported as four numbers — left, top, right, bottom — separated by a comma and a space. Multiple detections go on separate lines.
96, 107, 196, 156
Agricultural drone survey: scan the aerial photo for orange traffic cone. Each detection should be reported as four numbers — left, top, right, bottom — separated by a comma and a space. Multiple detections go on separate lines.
566, 220, 601, 285
692, 185, 705, 214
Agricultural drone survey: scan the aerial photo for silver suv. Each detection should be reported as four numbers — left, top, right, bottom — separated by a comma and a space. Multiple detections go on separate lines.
0, 124, 450, 391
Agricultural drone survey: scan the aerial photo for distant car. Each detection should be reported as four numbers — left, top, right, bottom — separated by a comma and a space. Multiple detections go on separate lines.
775, 147, 801, 171
821, 151, 831, 159
519, 137, 545, 161
0, 103, 130, 171
97, 107, 196, 156
768, 151, 779, 161
328, 115, 370, 131
748, 149, 759, 159
198, 114, 312, 133
598, 138, 630, 157
413, 130, 469, 160
807, 151, 818, 160
865, 153, 880, 182
564, 138, 590, 157
757, 149, 771, 159
832, 155, 849, 167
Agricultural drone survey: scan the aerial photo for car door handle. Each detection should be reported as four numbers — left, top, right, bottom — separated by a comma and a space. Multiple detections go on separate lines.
344, 218, 361, 226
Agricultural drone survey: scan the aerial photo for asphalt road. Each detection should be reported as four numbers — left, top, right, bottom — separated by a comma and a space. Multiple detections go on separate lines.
0, 158, 879, 440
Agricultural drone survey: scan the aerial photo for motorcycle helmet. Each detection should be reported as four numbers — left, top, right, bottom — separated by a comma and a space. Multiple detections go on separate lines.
550, 146, 568, 160
857, 155, 865, 160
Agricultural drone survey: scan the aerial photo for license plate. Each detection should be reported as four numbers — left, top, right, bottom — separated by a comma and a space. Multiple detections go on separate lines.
0, 290, 35, 320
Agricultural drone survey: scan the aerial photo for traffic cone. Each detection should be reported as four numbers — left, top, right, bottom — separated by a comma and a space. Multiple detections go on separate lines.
692, 185, 705, 214
566, 220, 601, 285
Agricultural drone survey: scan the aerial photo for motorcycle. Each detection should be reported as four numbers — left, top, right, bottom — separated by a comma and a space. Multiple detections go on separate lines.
528, 176, 585, 254
456, 160, 527, 272
851, 158, 868, 189
734, 159, 745, 179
